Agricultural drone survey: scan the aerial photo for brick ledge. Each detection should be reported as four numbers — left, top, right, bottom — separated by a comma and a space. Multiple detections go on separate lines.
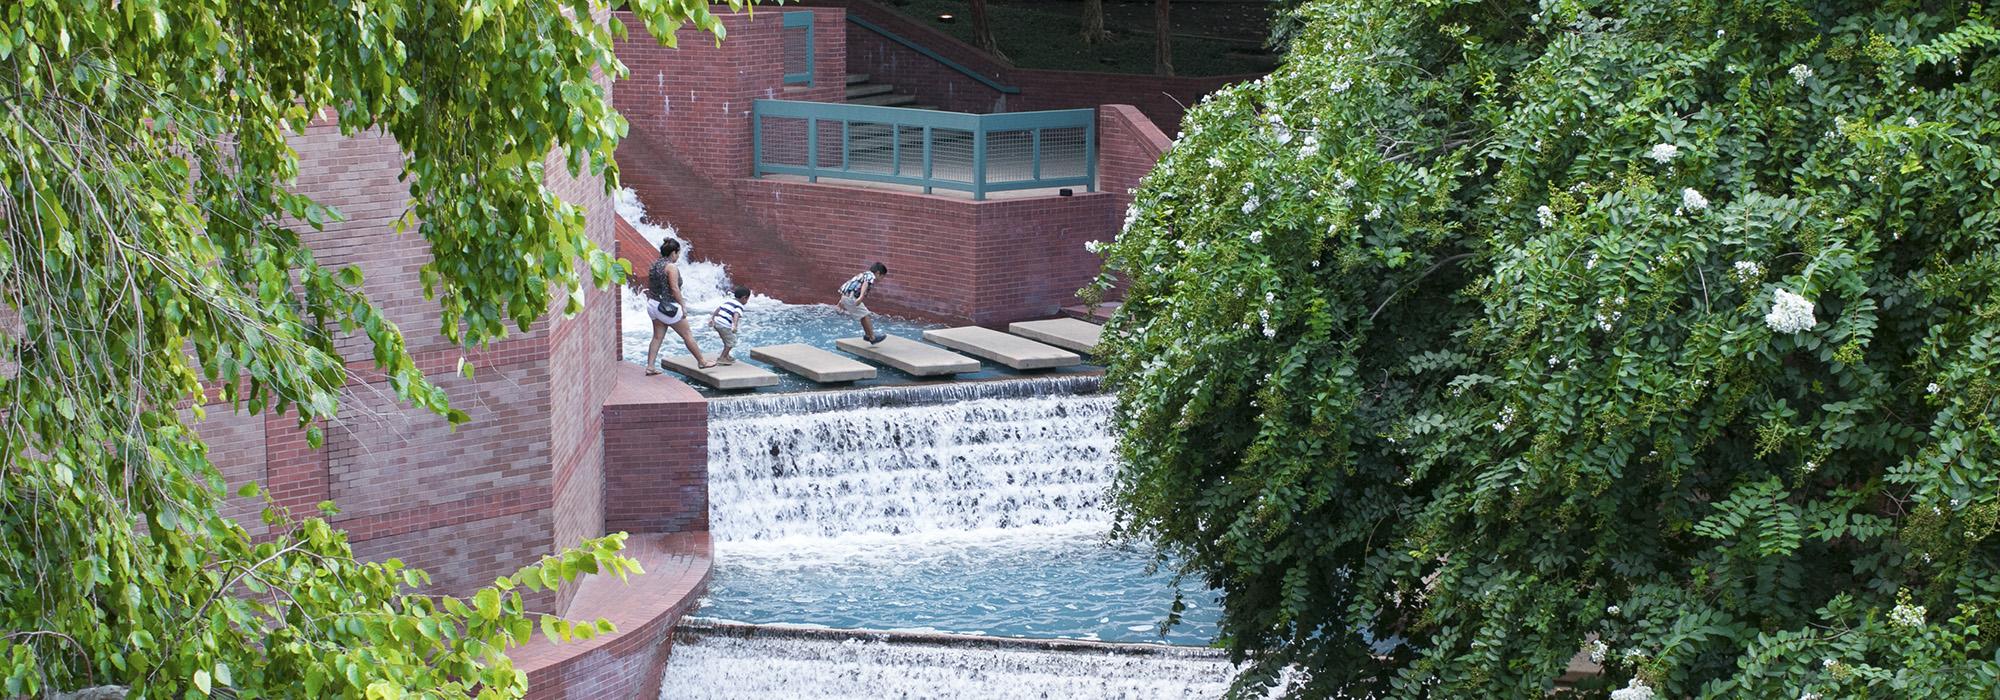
514, 531, 713, 699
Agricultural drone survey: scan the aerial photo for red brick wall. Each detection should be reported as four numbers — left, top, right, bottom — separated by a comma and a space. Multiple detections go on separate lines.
602, 365, 710, 534
814, 0, 1254, 130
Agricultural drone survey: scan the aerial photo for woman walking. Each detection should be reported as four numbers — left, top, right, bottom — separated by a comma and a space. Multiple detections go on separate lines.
645, 238, 714, 374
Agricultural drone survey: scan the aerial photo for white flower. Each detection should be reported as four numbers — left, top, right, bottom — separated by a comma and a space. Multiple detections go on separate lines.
1648, 143, 1679, 164
1606, 605, 1621, 616
1681, 187, 1710, 212
1242, 196, 1261, 214
1548, 356, 1560, 368
1122, 205, 1140, 230
1800, 693, 1822, 700
1330, 78, 1352, 93
1492, 406, 1517, 432
1890, 602, 1926, 628
1927, 382, 1940, 394
1717, 29, 1725, 37
1300, 135, 1320, 158
1537, 205, 1557, 228
1207, 156, 1225, 168
1822, 658, 1838, 669
1732, 260, 1761, 281
1249, 230, 1264, 244
1789, 63, 1814, 86
1586, 253, 1599, 270
1337, 173, 1358, 191
1610, 678, 1657, 700
1764, 289, 1817, 334
1366, 205, 1383, 221
1905, 116, 1920, 128
1084, 240, 1106, 254
1586, 639, 1609, 664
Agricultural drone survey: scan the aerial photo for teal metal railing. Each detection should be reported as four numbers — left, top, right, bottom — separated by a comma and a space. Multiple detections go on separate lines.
844, 14, 1020, 95
782, 12, 814, 86
752, 100, 1094, 200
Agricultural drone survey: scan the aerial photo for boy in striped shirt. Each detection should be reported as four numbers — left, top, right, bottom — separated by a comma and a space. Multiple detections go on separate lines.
709, 285, 751, 365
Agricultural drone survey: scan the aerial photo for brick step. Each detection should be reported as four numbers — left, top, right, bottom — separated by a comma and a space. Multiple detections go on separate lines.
848, 92, 918, 107
845, 73, 870, 85
845, 83, 895, 99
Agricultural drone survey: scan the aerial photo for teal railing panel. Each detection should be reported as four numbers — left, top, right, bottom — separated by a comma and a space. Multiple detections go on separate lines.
845, 15, 1020, 95
783, 12, 815, 86
752, 100, 1094, 200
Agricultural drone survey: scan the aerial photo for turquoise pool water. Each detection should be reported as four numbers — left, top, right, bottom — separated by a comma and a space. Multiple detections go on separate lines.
701, 529, 1221, 645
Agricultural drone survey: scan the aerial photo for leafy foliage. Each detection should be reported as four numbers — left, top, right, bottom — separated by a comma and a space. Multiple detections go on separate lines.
0, 0, 738, 696
1096, 0, 2000, 696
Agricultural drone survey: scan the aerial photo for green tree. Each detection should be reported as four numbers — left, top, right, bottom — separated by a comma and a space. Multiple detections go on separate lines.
1096, 0, 2000, 697
0, 0, 740, 696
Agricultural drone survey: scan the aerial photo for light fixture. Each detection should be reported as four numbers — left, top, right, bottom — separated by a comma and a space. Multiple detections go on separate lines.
936, 13, 955, 22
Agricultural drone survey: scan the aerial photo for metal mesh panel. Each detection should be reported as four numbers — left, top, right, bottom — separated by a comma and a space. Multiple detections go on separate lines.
895, 126, 927, 177
983, 129, 1035, 183
928, 128, 975, 184
758, 115, 809, 168
782, 25, 811, 84
843, 122, 897, 175
1037, 126, 1088, 180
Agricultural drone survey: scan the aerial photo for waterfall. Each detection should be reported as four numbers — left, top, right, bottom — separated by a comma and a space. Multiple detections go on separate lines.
659, 623, 1238, 700
706, 378, 1118, 543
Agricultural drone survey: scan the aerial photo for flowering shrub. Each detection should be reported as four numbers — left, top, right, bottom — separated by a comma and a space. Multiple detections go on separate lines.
1093, 0, 2000, 697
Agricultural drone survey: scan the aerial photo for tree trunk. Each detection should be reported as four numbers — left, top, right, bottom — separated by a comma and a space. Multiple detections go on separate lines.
1153, 0, 1173, 76
1080, 0, 1109, 45
971, 0, 1005, 61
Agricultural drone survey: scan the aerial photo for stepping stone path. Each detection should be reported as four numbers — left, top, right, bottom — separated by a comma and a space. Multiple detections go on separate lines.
835, 336, 980, 376
1006, 318, 1103, 355
750, 344, 878, 383
662, 356, 781, 390
922, 327, 1080, 370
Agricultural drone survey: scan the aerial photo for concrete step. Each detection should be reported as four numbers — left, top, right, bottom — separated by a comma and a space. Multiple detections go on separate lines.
661, 356, 780, 390
1007, 318, 1103, 355
835, 336, 980, 376
750, 344, 877, 383
922, 327, 1081, 370
845, 83, 895, 99
1062, 302, 1120, 324
848, 93, 918, 107
846, 73, 871, 85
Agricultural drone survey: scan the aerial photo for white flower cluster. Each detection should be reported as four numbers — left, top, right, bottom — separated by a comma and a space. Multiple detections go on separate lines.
1680, 188, 1709, 213
1610, 678, 1657, 700
1648, 143, 1679, 164
1300, 134, 1321, 158
1927, 382, 1940, 395
1800, 693, 1823, 700
1733, 260, 1762, 282
1537, 205, 1557, 228
1492, 406, 1517, 433
1890, 602, 1927, 628
1084, 240, 1106, 254
1586, 639, 1609, 664
1789, 63, 1814, 86
1366, 204, 1383, 221
1122, 204, 1140, 231
1249, 230, 1264, 244
1606, 605, 1621, 616
1764, 289, 1817, 334
1243, 196, 1262, 214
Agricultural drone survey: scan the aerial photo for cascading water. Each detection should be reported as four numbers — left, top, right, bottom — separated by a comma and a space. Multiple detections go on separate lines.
692, 378, 1221, 645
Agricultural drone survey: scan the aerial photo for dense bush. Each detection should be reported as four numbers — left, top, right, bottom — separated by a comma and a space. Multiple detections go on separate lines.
1095, 0, 2000, 696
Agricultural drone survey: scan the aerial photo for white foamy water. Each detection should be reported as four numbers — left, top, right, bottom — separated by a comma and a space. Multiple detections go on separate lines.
615, 188, 790, 340
706, 391, 1117, 545
658, 633, 1237, 700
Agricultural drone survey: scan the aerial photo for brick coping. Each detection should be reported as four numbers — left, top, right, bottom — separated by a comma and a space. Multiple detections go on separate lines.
512, 531, 712, 695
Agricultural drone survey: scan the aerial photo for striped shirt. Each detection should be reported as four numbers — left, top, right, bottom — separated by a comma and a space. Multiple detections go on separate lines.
839, 271, 876, 298
712, 300, 745, 329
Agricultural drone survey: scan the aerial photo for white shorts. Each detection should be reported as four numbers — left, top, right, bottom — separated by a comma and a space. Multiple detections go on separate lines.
647, 300, 686, 325
837, 296, 874, 320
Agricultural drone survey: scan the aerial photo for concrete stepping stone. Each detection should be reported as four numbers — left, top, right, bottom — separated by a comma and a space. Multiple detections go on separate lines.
1006, 318, 1103, 355
922, 326, 1081, 370
750, 344, 878, 383
661, 356, 780, 390
835, 336, 980, 376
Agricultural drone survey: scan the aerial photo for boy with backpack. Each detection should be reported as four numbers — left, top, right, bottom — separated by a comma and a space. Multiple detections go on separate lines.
839, 262, 889, 344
